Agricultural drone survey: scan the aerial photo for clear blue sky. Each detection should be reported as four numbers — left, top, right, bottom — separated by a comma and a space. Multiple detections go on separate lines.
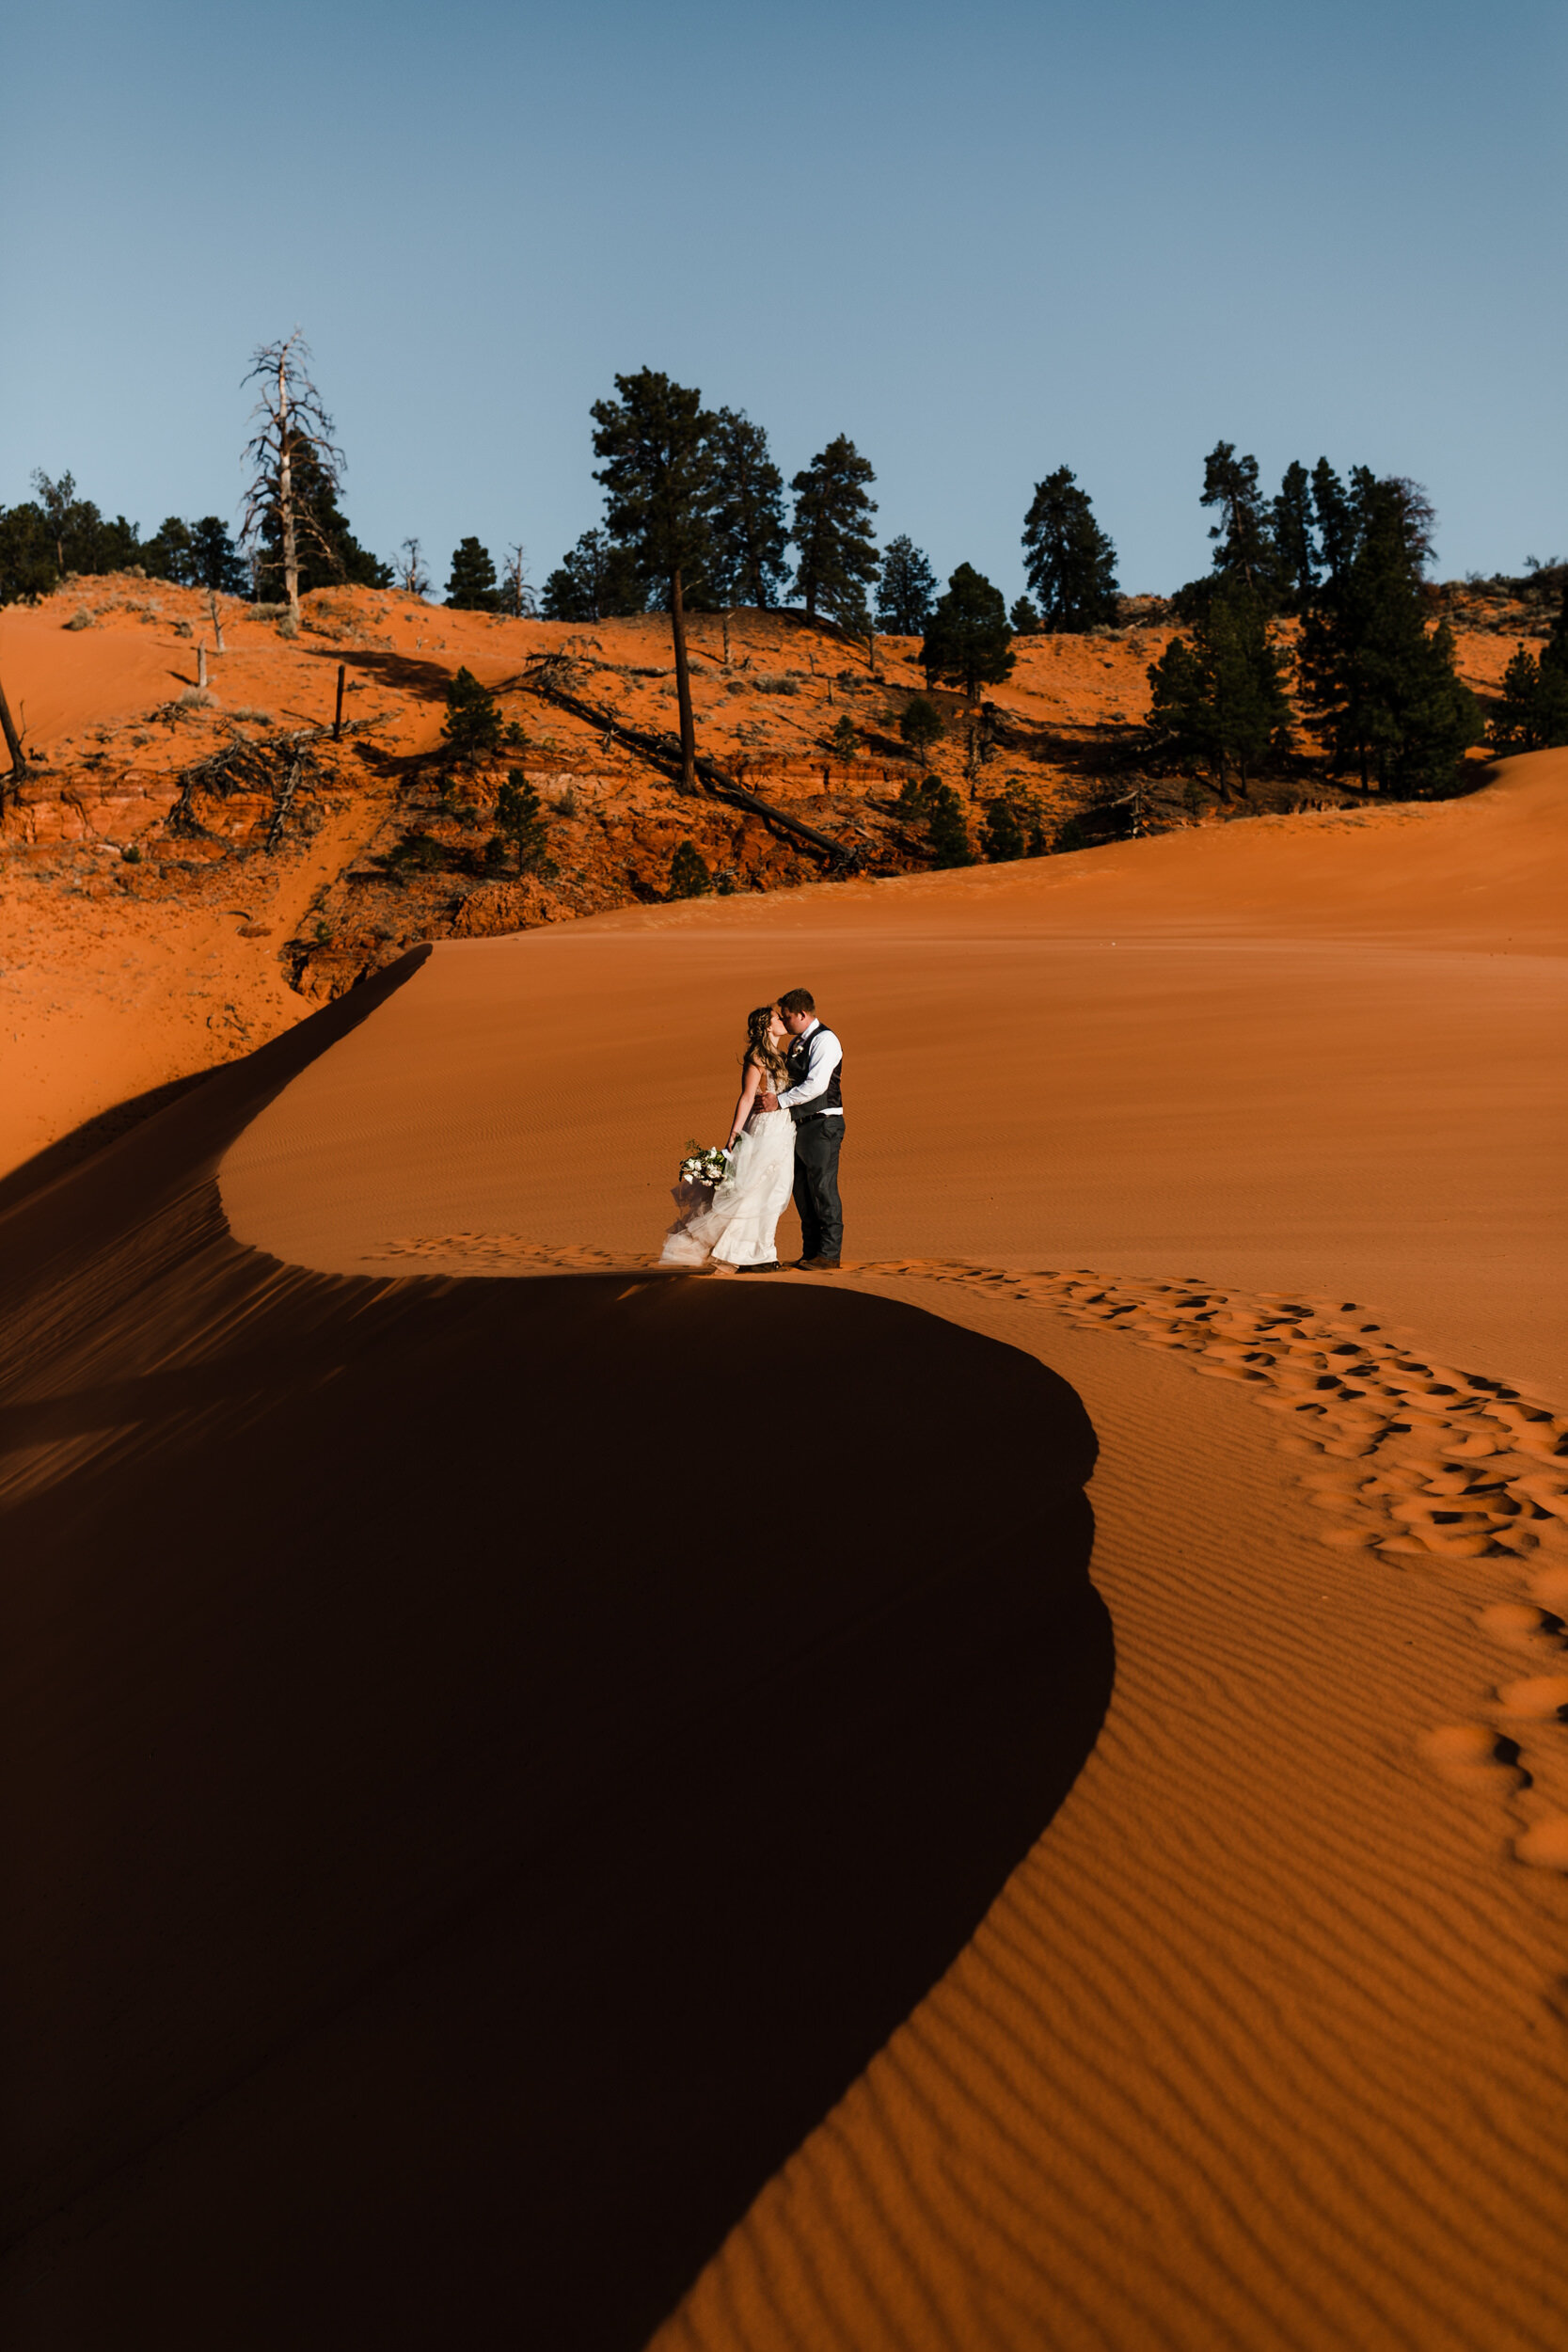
5, 0, 1563, 601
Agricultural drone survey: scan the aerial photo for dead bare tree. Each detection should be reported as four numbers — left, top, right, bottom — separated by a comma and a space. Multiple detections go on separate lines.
241, 332, 346, 624
500, 544, 536, 619
0, 669, 28, 785
396, 537, 431, 596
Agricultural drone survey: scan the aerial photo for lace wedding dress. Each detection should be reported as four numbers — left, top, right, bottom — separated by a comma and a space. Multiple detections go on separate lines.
660, 1098, 795, 1269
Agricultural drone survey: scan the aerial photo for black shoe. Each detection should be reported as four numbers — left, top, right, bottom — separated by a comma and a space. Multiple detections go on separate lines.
736, 1261, 783, 1273
796, 1255, 842, 1271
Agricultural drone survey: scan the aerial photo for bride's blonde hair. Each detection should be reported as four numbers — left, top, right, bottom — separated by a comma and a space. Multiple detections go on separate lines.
744, 1003, 788, 1082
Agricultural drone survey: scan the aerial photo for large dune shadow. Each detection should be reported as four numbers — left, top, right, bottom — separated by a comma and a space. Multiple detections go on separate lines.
1, 999, 1110, 2350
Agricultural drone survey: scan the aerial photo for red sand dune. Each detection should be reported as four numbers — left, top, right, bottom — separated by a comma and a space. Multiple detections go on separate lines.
2, 751, 1566, 2347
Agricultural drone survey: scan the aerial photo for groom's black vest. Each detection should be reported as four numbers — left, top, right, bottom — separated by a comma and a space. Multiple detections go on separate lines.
786, 1025, 843, 1120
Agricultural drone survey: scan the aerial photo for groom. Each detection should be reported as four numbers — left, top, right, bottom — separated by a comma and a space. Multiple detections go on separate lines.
772, 987, 844, 1270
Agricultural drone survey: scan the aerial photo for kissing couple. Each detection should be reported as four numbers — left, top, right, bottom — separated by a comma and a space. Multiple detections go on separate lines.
659, 988, 845, 1274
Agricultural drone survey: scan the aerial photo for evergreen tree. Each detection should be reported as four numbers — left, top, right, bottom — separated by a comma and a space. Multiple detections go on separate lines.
142, 516, 195, 583
668, 839, 712, 898
1271, 460, 1317, 612
1310, 459, 1358, 588
440, 666, 504, 760
188, 516, 248, 593
540, 528, 645, 622
1487, 640, 1568, 754
1147, 582, 1292, 795
895, 774, 974, 867
592, 368, 715, 788
875, 534, 937, 634
921, 564, 1015, 700
1199, 441, 1279, 601
144, 515, 247, 592
1009, 595, 1042, 635
446, 536, 499, 611
1021, 467, 1119, 630
26, 471, 140, 578
828, 714, 859, 759
0, 502, 55, 604
980, 793, 1026, 862
251, 428, 390, 597
493, 771, 556, 876
789, 435, 879, 627
1298, 478, 1480, 794
706, 408, 788, 607
898, 694, 944, 760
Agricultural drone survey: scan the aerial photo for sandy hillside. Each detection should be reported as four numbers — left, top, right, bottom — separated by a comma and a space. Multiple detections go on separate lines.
1, 723, 1565, 2334
0, 574, 1539, 1187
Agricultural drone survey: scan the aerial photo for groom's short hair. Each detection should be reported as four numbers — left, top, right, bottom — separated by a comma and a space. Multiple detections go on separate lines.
778, 987, 815, 1016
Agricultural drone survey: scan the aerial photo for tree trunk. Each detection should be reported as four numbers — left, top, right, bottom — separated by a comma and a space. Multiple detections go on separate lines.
208, 589, 225, 652
198, 646, 208, 691
277, 349, 299, 619
333, 662, 346, 740
670, 569, 698, 790
0, 669, 28, 781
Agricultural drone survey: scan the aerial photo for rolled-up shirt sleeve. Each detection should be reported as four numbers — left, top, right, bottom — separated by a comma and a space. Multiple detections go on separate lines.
778, 1029, 842, 1109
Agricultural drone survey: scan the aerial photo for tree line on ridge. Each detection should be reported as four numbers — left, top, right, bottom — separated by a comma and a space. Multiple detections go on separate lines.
3, 343, 1565, 798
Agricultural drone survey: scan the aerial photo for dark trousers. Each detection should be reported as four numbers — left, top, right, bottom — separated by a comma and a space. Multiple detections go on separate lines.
792, 1115, 845, 1260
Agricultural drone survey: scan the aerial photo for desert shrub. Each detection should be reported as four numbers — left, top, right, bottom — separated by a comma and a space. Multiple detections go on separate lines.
63, 610, 93, 631
176, 687, 214, 710
383, 829, 449, 876
828, 715, 859, 758
668, 839, 712, 898
752, 674, 800, 695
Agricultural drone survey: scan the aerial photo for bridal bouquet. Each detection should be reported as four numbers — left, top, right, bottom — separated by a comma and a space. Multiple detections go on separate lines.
678, 1140, 732, 1188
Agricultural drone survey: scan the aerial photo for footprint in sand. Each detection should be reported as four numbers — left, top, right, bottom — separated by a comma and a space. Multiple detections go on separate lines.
856, 1255, 1568, 1875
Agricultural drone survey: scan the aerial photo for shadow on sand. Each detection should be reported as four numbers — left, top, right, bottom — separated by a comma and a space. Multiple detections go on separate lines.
0, 965, 1112, 2352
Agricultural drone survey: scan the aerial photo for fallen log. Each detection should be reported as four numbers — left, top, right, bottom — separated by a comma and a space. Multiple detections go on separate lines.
520, 656, 860, 870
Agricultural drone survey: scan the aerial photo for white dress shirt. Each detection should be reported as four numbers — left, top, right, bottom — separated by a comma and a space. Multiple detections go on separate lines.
778, 1018, 844, 1114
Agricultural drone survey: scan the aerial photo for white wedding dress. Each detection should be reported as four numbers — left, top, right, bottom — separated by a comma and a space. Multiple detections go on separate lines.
660, 1096, 796, 1269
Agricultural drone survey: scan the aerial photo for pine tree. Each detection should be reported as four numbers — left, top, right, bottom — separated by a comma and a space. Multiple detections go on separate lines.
1009, 596, 1042, 635
441, 667, 504, 761
895, 775, 974, 867
921, 564, 1015, 700
25, 471, 141, 580
980, 793, 1026, 861
1486, 639, 1568, 754
592, 368, 715, 788
898, 694, 944, 760
1021, 468, 1119, 630
829, 714, 859, 759
875, 535, 937, 635
1271, 461, 1317, 612
188, 516, 248, 594
493, 771, 556, 877
706, 409, 788, 608
1199, 442, 1279, 601
1298, 479, 1480, 794
1311, 460, 1357, 588
1147, 582, 1292, 795
0, 501, 56, 604
668, 839, 712, 898
541, 528, 645, 622
789, 436, 879, 627
446, 537, 499, 611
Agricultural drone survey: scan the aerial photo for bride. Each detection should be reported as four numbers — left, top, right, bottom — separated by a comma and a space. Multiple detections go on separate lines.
659, 1005, 795, 1272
